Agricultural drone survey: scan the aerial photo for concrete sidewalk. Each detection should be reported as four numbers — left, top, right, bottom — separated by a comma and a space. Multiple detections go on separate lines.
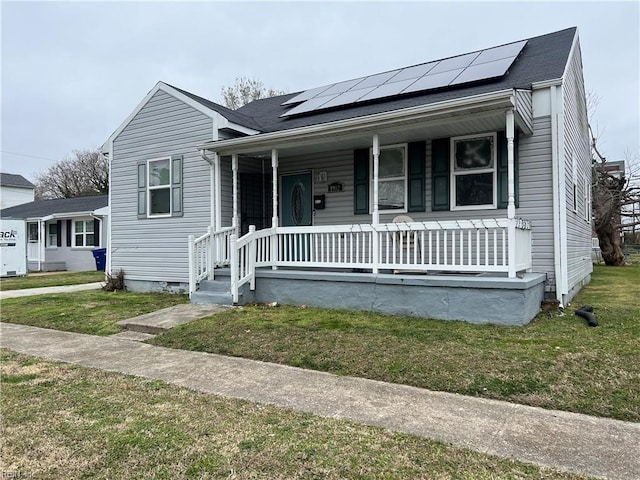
1, 322, 638, 480
0, 282, 103, 299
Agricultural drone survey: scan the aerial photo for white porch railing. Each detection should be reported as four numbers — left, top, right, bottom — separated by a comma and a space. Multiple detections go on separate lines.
188, 225, 237, 296
225, 218, 532, 303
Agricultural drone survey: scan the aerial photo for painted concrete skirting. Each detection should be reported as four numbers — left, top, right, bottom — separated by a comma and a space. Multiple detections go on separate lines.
234, 270, 547, 325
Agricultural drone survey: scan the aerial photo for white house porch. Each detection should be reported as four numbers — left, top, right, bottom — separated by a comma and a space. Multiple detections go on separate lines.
186, 91, 546, 324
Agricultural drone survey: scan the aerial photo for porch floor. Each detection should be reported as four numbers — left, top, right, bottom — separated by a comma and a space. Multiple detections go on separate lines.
206, 268, 547, 325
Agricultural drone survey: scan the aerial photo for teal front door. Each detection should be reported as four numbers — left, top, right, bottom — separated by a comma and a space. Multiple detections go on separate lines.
281, 172, 313, 227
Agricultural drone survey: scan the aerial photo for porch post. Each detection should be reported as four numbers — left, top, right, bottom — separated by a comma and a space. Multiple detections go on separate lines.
271, 148, 279, 270
372, 133, 380, 274
232, 153, 239, 229
38, 219, 44, 271
214, 153, 222, 231
506, 109, 516, 278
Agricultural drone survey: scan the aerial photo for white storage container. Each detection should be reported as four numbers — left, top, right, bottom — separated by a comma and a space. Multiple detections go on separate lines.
1, 219, 27, 277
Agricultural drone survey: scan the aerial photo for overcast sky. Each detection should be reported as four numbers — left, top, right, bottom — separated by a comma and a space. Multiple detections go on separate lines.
1, 1, 638, 183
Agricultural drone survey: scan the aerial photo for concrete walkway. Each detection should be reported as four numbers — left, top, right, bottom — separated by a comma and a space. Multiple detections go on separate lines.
1, 322, 638, 480
0, 282, 103, 299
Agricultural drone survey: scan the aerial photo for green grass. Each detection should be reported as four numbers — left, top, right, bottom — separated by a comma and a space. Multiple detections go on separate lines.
1, 291, 188, 336
0, 270, 104, 290
150, 264, 640, 421
0, 350, 591, 480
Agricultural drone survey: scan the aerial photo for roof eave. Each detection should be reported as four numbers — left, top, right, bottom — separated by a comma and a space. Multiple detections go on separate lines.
199, 89, 517, 155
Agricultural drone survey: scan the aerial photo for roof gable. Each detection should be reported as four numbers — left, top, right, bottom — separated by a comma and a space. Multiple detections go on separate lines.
102, 82, 260, 151
0, 195, 108, 219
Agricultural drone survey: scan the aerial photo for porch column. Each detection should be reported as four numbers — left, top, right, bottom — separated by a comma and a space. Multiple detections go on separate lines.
232, 153, 239, 229
214, 153, 222, 231
271, 148, 279, 270
271, 148, 279, 228
506, 109, 516, 278
372, 133, 380, 274
39, 219, 45, 271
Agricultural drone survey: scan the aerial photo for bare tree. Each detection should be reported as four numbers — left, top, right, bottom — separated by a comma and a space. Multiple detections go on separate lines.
221, 77, 286, 109
590, 127, 640, 265
35, 149, 108, 199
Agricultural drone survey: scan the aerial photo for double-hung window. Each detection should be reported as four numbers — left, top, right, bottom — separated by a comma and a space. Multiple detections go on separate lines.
138, 156, 183, 218
373, 144, 407, 212
47, 223, 57, 247
451, 133, 497, 210
73, 219, 95, 247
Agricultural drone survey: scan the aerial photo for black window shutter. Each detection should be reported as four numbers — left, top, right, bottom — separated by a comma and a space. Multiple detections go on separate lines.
171, 155, 183, 217
353, 149, 369, 214
497, 131, 519, 209
408, 141, 426, 212
93, 219, 100, 246
56, 220, 62, 247
137, 163, 146, 218
66, 220, 72, 247
431, 138, 450, 211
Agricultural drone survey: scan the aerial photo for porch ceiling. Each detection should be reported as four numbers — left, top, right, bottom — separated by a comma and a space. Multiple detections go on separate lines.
203, 89, 532, 159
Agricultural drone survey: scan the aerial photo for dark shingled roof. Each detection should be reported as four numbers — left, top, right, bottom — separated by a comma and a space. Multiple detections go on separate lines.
167, 83, 263, 132
234, 27, 576, 133
1, 195, 108, 220
1, 173, 35, 189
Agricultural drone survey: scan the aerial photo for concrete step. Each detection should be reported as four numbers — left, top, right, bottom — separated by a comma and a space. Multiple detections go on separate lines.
190, 290, 236, 306
198, 279, 231, 293
116, 304, 227, 334
109, 331, 157, 342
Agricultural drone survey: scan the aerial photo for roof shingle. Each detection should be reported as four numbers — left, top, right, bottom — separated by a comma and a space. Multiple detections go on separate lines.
0, 195, 108, 219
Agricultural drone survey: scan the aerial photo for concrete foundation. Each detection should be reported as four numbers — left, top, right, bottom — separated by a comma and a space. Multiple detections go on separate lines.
232, 269, 547, 326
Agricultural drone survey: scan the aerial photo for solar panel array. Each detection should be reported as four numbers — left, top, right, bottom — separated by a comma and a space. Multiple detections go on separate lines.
281, 40, 527, 117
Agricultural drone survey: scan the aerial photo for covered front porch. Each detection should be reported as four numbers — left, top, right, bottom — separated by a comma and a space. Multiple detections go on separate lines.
188, 90, 545, 324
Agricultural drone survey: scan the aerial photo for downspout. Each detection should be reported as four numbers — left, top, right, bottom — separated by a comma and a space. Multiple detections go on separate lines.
550, 85, 567, 306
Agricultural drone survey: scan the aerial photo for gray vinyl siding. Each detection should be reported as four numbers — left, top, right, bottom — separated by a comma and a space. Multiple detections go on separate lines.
110, 89, 212, 283
267, 118, 556, 287
562, 39, 593, 292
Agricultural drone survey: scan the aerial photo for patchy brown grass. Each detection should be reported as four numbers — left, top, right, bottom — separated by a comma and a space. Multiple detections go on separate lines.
1, 350, 590, 479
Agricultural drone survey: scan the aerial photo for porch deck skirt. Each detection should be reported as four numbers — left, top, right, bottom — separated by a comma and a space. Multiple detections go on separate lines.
221, 269, 546, 326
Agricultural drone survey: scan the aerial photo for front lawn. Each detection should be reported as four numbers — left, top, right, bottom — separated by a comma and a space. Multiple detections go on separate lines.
0, 270, 104, 290
150, 264, 640, 421
0, 291, 188, 336
0, 350, 589, 480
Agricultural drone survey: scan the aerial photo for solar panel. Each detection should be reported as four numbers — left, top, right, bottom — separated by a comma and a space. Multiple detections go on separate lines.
281, 39, 527, 116
355, 70, 402, 89
449, 56, 515, 86
402, 69, 465, 94
428, 52, 480, 75
390, 61, 438, 82
281, 94, 340, 116
357, 78, 420, 102
319, 87, 378, 109
282, 84, 335, 105
471, 40, 527, 66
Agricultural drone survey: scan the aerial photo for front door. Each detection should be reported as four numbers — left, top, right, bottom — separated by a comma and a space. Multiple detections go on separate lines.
27, 222, 39, 261
281, 172, 313, 227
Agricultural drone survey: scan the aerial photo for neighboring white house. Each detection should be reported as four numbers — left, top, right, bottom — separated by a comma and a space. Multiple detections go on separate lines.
0, 173, 35, 209
102, 27, 592, 325
0, 195, 109, 272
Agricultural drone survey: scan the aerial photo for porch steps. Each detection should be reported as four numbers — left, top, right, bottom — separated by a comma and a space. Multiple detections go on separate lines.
191, 279, 237, 305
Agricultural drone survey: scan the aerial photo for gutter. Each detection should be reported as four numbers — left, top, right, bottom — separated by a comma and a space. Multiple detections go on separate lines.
199, 89, 517, 155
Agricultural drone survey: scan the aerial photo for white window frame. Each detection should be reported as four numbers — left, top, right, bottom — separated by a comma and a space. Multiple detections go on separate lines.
572, 152, 578, 213
72, 218, 97, 248
47, 222, 57, 249
369, 143, 408, 214
584, 175, 591, 223
450, 132, 497, 211
147, 157, 172, 218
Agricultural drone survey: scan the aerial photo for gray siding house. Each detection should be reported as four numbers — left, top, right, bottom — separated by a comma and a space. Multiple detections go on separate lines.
0, 195, 109, 272
103, 27, 592, 325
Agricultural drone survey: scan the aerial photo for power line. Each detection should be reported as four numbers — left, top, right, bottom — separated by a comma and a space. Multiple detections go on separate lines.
1, 150, 59, 162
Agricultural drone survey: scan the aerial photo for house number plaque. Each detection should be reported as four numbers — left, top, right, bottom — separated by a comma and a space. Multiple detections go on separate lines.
328, 182, 343, 193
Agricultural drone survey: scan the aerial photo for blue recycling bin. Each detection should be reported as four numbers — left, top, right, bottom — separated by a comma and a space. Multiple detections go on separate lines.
91, 248, 107, 271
